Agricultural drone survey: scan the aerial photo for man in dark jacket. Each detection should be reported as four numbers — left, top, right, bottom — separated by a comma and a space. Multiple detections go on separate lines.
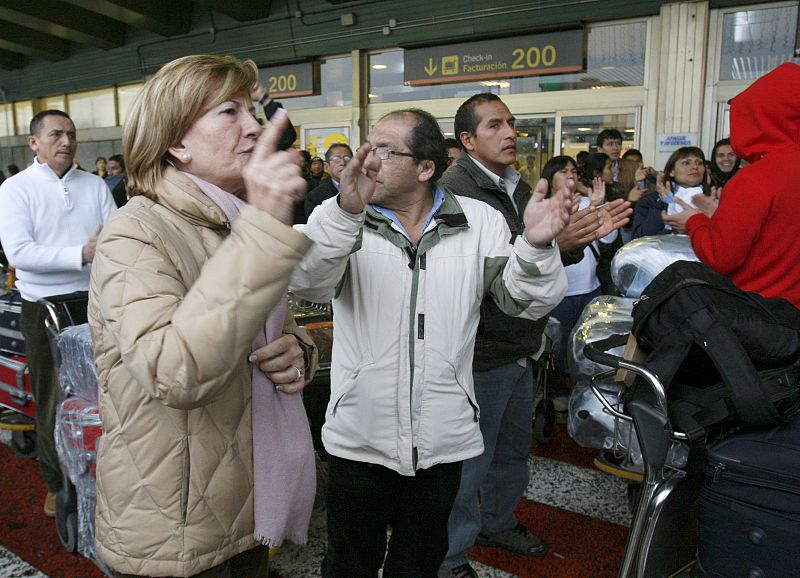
303, 143, 353, 220
438, 94, 631, 578
437, 94, 550, 578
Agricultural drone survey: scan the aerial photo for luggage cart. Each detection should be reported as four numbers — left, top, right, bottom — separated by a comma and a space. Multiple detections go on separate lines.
584, 335, 700, 578
41, 293, 111, 575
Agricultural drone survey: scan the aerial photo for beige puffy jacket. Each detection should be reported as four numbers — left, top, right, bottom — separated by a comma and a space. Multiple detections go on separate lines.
88, 168, 314, 576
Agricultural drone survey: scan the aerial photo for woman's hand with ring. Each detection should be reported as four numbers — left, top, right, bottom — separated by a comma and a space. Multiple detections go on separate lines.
249, 334, 307, 393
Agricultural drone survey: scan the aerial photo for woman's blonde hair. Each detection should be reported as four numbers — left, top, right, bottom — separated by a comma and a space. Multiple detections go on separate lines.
617, 158, 640, 192
124, 54, 258, 199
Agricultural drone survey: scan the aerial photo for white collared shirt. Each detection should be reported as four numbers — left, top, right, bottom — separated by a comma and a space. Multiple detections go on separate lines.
467, 154, 522, 211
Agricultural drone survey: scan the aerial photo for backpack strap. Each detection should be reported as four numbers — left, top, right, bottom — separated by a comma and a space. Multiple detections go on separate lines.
686, 307, 783, 429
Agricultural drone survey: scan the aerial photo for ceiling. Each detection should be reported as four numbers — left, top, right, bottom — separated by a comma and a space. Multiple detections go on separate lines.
0, 0, 279, 70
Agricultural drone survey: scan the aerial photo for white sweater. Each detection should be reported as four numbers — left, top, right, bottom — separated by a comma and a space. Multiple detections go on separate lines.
0, 158, 117, 301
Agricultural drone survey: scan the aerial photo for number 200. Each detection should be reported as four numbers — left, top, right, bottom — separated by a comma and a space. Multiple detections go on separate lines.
268, 74, 297, 93
511, 45, 557, 69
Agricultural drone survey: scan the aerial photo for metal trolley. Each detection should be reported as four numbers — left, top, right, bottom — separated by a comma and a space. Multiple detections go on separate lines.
584, 335, 700, 578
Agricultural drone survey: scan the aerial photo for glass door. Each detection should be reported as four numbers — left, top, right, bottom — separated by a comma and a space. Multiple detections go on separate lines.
558, 112, 637, 159
514, 117, 555, 186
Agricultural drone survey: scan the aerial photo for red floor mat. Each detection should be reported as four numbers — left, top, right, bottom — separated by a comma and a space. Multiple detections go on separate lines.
468, 500, 627, 578
0, 443, 105, 578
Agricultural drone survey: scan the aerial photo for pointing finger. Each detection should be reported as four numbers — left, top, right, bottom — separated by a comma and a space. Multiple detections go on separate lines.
251, 107, 288, 163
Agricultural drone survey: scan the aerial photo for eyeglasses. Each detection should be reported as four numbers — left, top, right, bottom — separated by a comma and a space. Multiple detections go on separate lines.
327, 155, 352, 164
372, 146, 415, 161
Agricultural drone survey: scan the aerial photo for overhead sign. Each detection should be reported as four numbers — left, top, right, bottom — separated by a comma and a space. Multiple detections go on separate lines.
404, 29, 585, 86
258, 62, 318, 98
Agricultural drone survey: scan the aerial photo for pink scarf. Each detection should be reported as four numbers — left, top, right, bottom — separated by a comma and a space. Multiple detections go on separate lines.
183, 172, 315, 546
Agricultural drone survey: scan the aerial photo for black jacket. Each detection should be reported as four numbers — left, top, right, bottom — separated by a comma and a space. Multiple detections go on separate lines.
304, 178, 338, 221
438, 154, 553, 372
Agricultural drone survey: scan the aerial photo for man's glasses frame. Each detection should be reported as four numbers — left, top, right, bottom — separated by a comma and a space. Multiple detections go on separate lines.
371, 146, 415, 161
327, 155, 352, 164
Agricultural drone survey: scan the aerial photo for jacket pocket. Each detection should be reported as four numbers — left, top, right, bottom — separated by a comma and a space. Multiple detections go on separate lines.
451, 362, 480, 423
331, 361, 373, 416
180, 439, 190, 525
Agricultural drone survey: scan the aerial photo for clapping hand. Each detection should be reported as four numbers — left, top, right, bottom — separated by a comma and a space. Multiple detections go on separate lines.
523, 178, 572, 246
691, 187, 720, 218
656, 171, 673, 201
661, 197, 699, 233
588, 176, 606, 206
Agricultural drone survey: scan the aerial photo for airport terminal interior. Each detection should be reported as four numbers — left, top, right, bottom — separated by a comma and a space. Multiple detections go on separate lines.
0, 1, 798, 577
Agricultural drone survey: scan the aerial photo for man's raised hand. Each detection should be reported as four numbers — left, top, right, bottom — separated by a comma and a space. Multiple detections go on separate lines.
523, 178, 572, 247
338, 143, 381, 214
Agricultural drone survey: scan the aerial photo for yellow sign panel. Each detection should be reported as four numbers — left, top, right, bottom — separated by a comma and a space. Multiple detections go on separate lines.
442, 55, 459, 76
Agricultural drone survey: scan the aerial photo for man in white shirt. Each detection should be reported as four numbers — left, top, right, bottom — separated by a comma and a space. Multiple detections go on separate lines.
0, 110, 116, 517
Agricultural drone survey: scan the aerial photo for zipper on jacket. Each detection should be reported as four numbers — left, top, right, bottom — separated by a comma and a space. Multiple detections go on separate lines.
405, 246, 417, 269
418, 314, 424, 339
61, 181, 72, 209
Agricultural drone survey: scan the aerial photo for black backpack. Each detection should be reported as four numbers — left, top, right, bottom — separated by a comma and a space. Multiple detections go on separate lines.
630, 261, 800, 441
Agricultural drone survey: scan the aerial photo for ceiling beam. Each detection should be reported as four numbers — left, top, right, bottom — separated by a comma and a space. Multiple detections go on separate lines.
0, 0, 125, 50
0, 22, 69, 60
193, 0, 273, 22
60, 0, 193, 37
0, 47, 24, 70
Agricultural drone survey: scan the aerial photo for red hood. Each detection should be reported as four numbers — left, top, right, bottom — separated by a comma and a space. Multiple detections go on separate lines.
730, 62, 800, 164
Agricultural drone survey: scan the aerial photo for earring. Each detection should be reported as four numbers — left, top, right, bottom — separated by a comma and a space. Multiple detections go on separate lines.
181, 153, 191, 163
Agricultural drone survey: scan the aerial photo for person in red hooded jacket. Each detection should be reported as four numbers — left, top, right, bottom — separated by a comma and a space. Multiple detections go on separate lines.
664, 62, 800, 308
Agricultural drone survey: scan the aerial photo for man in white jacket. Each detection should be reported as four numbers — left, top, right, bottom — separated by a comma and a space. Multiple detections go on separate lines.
0, 110, 116, 517
291, 108, 571, 578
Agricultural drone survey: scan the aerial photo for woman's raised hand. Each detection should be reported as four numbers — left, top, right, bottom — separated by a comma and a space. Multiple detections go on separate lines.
243, 109, 307, 225
656, 171, 673, 201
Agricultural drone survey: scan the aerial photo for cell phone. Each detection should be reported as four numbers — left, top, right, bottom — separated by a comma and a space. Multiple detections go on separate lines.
261, 96, 297, 151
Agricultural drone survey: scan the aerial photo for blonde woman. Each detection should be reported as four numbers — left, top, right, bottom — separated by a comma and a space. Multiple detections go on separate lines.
88, 55, 318, 577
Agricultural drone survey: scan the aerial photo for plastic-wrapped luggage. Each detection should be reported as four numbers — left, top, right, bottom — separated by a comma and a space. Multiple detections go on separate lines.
55, 396, 102, 561
56, 324, 99, 402
610, 235, 698, 298
566, 296, 633, 450
568, 295, 635, 387
51, 321, 108, 571
566, 297, 690, 471
698, 410, 800, 577
567, 381, 623, 450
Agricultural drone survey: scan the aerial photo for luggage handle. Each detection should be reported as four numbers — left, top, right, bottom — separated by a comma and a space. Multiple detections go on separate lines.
584, 336, 689, 441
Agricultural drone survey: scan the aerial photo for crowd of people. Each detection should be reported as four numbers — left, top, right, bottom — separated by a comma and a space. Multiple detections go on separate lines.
0, 53, 796, 578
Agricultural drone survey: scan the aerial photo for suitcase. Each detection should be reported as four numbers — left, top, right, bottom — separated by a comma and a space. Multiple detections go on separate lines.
56, 395, 102, 480
697, 411, 800, 577
0, 292, 24, 356
55, 395, 104, 563
0, 353, 35, 419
